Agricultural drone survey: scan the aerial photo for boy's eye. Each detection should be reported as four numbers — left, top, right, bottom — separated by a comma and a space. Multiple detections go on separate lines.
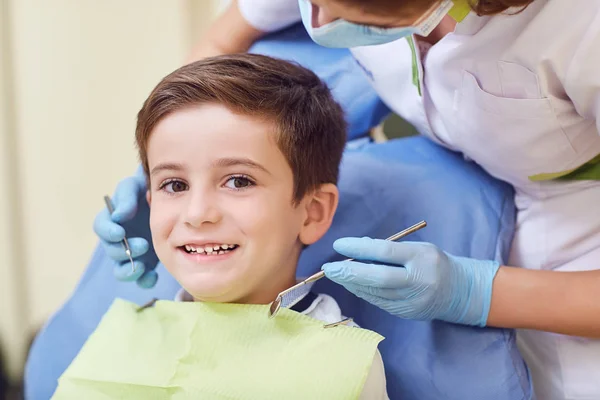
224, 176, 254, 190
160, 180, 188, 193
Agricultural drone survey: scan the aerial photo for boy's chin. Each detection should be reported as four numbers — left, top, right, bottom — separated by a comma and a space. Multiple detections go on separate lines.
173, 269, 248, 303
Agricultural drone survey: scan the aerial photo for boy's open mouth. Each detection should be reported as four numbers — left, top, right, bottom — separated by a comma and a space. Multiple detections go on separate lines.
180, 244, 239, 256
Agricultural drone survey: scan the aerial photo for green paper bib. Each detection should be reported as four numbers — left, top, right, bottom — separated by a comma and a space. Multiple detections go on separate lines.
53, 299, 384, 400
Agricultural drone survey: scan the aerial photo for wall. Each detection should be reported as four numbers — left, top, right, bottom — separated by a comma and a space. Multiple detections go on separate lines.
0, 0, 28, 382
0, 0, 222, 380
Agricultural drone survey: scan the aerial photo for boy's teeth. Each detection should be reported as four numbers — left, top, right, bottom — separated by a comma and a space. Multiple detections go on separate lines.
185, 244, 237, 254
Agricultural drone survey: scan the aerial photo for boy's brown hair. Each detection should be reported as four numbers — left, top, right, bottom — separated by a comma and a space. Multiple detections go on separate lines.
135, 54, 347, 203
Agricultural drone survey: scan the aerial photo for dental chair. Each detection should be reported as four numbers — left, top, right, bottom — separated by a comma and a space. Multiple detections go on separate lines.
24, 23, 533, 400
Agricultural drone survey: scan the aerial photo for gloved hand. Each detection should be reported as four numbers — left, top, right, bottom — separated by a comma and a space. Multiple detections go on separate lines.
322, 238, 500, 327
93, 166, 160, 288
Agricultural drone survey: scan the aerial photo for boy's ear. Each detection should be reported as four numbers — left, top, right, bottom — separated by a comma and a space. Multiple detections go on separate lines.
146, 190, 151, 206
299, 183, 339, 246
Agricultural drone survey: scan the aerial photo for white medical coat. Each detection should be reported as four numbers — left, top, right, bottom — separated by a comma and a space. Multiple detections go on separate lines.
239, 1, 600, 398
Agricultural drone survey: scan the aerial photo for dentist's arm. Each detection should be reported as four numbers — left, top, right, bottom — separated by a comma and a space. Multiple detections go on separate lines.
186, 0, 266, 63
322, 238, 600, 338
487, 266, 600, 337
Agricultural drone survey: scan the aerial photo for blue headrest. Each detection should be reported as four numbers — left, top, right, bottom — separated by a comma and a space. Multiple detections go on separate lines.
24, 23, 532, 400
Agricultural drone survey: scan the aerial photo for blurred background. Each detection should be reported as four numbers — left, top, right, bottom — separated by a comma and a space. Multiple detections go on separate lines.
0, 0, 231, 396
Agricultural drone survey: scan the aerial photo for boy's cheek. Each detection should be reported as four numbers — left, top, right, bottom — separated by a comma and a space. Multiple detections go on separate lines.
147, 217, 160, 252
148, 208, 167, 249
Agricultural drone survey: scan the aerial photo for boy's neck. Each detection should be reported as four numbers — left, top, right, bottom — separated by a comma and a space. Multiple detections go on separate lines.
232, 273, 298, 305
189, 268, 299, 305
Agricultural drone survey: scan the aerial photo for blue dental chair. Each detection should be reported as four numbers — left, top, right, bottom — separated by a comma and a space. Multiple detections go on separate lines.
25, 24, 532, 400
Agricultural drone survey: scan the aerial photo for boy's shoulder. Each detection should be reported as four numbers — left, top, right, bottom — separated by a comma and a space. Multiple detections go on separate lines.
302, 292, 357, 326
306, 293, 388, 399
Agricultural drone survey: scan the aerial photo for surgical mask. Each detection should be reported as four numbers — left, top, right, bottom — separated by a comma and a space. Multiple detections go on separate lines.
298, 0, 454, 48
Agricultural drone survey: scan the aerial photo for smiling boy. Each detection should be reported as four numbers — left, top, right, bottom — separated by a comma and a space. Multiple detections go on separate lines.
135, 53, 387, 398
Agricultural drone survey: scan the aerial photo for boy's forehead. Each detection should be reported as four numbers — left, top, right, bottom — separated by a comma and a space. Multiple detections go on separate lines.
146, 105, 287, 170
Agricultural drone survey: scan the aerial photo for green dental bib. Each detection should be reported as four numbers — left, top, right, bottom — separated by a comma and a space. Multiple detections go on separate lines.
52, 299, 384, 400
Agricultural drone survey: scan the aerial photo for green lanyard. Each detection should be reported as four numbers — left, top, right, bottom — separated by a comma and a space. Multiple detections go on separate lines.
447, 0, 471, 22
529, 155, 600, 182
407, 0, 471, 96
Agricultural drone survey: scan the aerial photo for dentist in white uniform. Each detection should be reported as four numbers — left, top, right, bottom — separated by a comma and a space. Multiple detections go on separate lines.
98, 1, 600, 398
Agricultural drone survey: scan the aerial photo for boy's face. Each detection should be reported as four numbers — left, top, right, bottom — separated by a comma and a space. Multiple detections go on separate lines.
146, 104, 314, 304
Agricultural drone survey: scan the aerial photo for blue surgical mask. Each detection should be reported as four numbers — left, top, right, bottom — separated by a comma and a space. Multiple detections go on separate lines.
298, 0, 454, 48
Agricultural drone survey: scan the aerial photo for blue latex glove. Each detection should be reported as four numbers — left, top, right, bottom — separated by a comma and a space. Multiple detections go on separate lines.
93, 166, 160, 288
322, 239, 500, 327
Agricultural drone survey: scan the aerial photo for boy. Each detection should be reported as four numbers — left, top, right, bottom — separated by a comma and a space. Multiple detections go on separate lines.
57, 54, 387, 399
139, 53, 387, 398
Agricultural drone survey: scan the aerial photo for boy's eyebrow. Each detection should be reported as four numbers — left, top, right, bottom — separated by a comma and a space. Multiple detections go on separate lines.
212, 157, 270, 175
150, 158, 270, 176
150, 162, 184, 176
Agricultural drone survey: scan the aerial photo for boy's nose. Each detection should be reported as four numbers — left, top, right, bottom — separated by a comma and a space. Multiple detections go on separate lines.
183, 191, 222, 228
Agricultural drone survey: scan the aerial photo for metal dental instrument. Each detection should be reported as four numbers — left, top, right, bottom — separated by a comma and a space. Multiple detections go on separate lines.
104, 195, 136, 273
268, 220, 427, 318
323, 317, 353, 329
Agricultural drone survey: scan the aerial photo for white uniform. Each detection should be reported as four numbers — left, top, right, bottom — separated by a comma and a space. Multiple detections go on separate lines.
175, 289, 389, 399
239, 1, 600, 399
